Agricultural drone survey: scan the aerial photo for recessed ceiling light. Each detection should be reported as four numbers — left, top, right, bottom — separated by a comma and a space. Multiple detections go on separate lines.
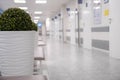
26, 11, 29, 13
34, 22, 38, 24
34, 20, 39, 22
93, 6, 101, 9
34, 11, 42, 14
14, 0, 26, 3
36, 0, 47, 4
34, 16, 40, 19
93, 0, 101, 3
19, 7, 28, 10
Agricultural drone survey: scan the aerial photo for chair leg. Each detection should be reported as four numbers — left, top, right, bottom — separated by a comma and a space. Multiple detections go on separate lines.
42, 47, 45, 60
0, 71, 2, 76
39, 60, 43, 74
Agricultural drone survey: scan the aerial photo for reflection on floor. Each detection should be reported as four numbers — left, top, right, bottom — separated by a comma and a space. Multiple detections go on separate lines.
36, 39, 120, 80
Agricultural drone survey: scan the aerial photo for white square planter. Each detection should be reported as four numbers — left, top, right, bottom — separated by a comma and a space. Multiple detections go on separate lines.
0, 31, 36, 76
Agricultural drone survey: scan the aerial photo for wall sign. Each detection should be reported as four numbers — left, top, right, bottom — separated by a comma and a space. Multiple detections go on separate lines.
52, 18, 54, 21
66, 8, 70, 16
94, 9, 102, 24
66, 8, 70, 11
86, 3, 88, 7
93, 0, 102, 25
78, 0, 83, 4
58, 13, 61, 17
104, 0, 109, 4
104, 9, 109, 16
55, 16, 57, 19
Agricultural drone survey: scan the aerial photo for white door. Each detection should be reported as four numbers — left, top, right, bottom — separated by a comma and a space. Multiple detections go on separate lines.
70, 13, 76, 45
83, 8, 92, 49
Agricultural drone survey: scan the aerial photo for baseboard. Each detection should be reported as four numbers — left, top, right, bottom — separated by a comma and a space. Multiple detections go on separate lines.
92, 47, 109, 54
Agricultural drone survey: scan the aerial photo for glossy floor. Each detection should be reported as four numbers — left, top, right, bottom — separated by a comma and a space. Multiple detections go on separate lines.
43, 39, 120, 80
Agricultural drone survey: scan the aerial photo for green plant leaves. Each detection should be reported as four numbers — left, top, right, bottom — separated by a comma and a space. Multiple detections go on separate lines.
0, 8, 37, 31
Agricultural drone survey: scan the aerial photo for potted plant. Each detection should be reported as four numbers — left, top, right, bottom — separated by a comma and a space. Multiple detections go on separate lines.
0, 8, 37, 76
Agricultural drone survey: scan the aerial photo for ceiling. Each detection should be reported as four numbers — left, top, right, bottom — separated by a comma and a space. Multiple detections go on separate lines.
0, 0, 71, 23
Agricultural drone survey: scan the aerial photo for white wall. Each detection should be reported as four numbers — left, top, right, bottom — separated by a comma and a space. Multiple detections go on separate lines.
109, 0, 120, 58
61, 0, 78, 45
48, 12, 63, 41
61, 5, 70, 43
48, 0, 120, 59
78, 0, 109, 51
50, 20, 55, 38
49, 0, 110, 52
58, 16, 63, 41
54, 19, 60, 40
67, 0, 77, 45
41, 23, 47, 42
79, 0, 93, 49
91, 0, 109, 52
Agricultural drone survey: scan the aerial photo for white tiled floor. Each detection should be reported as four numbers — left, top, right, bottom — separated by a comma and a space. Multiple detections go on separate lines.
40, 39, 120, 80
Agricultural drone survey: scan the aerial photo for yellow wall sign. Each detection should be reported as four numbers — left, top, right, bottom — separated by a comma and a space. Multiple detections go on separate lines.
104, 9, 109, 16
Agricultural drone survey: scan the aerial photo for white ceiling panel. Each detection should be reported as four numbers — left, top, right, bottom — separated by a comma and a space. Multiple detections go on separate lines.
0, 0, 71, 23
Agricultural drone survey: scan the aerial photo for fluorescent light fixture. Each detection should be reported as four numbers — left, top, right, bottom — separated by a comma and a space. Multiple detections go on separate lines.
34, 20, 39, 23
34, 20, 38, 23
93, 0, 101, 3
14, 0, 26, 3
34, 21, 38, 23
26, 11, 29, 13
93, 6, 101, 9
34, 16, 40, 19
34, 20, 39, 21
34, 11, 42, 14
36, 0, 47, 4
19, 7, 28, 10
69, 11, 78, 14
